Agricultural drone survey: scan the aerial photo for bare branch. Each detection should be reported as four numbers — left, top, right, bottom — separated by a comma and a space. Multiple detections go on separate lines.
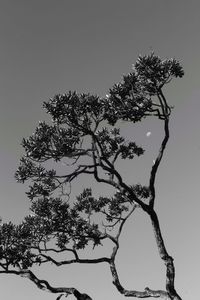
39, 254, 110, 266
116, 204, 137, 240
0, 269, 93, 300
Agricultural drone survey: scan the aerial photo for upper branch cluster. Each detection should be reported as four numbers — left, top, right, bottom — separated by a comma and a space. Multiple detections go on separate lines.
107, 53, 184, 122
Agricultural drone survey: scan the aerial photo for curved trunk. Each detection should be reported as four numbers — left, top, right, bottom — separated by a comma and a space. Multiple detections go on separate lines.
149, 209, 182, 300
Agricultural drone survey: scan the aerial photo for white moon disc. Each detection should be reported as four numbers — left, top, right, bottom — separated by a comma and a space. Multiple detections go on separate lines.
146, 131, 151, 137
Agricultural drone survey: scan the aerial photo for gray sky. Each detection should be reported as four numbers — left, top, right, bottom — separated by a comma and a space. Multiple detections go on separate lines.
0, 1, 199, 299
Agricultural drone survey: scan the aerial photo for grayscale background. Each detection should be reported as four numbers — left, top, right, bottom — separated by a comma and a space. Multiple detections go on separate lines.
0, 1, 199, 299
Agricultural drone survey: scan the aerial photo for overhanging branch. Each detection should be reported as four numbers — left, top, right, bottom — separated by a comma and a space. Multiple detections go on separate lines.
0, 269, 93, 300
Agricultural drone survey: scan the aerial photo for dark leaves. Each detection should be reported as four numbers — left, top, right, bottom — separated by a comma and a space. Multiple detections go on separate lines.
96, 127, 144, 160
74, 188, 130, 223
43, 92, 105, 129
131, 184, 150, 200
134, 53, 184, 83
15, 158, 57, 199
20, 122, 81, 162
0, 221, 36, 268
106, 53, 184, 124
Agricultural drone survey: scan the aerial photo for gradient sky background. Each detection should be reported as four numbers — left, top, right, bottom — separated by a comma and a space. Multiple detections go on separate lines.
0, 1, 200, 299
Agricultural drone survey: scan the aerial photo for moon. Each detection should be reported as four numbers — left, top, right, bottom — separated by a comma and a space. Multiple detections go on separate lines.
146, 131, 151, 137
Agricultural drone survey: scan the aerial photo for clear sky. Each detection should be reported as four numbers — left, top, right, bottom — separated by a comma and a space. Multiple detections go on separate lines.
0, 1, 199, 299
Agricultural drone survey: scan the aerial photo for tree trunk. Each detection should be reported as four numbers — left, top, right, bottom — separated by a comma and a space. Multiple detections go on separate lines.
149, 209, 182, 300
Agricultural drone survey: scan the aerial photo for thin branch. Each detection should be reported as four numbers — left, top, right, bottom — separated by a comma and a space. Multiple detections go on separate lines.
92, 141, 120, 188
34, 246, 78, 258
92, 136, 149, 210
39, 254, 110, 266
101, 210, 124, 229
159, 89, 172, 117
116, 204, 137, 240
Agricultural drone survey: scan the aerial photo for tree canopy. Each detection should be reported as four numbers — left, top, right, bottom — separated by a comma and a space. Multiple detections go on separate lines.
0, 53, 184, 300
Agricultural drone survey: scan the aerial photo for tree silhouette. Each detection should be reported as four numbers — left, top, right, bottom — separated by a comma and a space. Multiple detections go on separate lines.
0, 53, 184, 300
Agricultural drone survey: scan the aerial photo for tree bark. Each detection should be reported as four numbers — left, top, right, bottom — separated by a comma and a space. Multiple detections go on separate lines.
73, 289, 93, 300
149, 209, 182, 300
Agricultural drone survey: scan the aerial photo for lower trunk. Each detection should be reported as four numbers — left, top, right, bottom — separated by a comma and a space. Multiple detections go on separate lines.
149, 209, 182, 300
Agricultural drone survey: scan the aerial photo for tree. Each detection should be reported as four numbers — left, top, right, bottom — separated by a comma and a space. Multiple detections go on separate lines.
0, 53, 184, 300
